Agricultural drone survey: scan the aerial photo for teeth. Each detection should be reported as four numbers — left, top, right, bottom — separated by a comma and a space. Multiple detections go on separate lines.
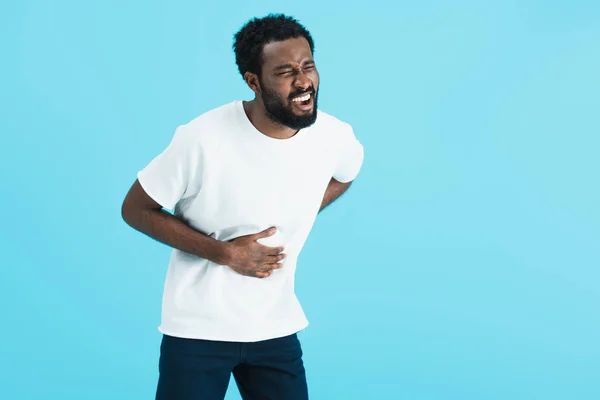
293, 93, 311, 102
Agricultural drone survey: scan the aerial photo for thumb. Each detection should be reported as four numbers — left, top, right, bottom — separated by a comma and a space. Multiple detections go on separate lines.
255, 226, 277, 239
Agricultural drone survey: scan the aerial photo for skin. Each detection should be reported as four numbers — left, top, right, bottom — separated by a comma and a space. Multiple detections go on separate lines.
319, 178, 352, 212
122, 181, 285, 279
122, 36, 353, 279
243, 36, 319, 139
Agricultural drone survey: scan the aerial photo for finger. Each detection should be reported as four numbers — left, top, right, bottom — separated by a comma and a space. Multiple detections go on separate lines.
255, 270, 273, 279
266, 253, 286, 263
254, 226, 277, 239
264, 246, 285, 256
261, 263, 283, 271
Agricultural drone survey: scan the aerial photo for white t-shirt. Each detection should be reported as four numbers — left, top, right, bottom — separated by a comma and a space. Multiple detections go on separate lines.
137, 100, 364, 342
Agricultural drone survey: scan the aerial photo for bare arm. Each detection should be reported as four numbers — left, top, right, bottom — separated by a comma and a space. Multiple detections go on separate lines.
319, 178, 353, 212
121, 180, 285, 278
121, 180, 231, 264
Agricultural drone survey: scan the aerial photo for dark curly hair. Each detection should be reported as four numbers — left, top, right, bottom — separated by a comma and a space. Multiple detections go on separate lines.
233, 14, 315, 80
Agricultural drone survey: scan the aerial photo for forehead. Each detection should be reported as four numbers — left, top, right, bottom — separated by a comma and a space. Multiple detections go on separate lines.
261, 37, 313, 68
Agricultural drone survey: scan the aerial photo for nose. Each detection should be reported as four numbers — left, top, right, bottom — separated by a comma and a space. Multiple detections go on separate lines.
293, 71, 312, 91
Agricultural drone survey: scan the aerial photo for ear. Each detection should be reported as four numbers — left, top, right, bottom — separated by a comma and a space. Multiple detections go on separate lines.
244, 72, 261, 95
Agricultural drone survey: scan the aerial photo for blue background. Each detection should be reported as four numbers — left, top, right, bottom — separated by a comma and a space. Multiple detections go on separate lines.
2, 0, 599, 399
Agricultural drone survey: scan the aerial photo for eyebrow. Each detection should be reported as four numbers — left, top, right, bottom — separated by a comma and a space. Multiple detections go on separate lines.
273, 60, 315, 71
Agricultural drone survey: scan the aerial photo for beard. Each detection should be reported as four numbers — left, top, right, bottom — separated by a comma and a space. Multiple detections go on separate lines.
260, 84, 319, 130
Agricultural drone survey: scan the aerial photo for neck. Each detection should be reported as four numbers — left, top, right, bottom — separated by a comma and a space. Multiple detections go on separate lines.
243, 99, 299, 140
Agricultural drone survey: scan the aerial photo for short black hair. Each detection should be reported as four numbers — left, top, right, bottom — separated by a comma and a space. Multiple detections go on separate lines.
233, 14, 315, 80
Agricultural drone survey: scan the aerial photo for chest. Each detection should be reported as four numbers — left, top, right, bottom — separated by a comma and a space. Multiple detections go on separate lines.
185, 138, 334, 233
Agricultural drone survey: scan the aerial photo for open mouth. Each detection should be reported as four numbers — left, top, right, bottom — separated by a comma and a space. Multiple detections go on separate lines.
291, 92, 313, 110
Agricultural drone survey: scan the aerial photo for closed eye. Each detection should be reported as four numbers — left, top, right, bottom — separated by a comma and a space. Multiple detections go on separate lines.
277, 65, 315, 76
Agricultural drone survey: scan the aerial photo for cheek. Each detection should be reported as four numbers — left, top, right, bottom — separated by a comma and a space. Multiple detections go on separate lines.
265, 81, 290, 101
278, 89, 292, 102
276, 83, 293, 100
311, 71, 320, 87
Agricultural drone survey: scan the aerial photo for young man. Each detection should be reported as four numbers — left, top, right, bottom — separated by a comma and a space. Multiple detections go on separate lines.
122, 14, 364, 400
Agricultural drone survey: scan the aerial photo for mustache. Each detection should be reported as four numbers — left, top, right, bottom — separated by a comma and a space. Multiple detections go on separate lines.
288, 87, 316, 101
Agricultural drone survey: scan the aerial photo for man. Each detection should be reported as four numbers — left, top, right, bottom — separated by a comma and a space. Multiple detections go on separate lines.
122, 14, 364, 400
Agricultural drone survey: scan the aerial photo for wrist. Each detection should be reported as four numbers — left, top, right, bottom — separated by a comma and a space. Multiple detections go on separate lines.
213, 241, 232, 266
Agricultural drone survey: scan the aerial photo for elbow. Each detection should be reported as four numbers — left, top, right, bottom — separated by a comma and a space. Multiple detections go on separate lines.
121, 179, 163, 227
121, 198, 138, 227
121, 202, 131, 226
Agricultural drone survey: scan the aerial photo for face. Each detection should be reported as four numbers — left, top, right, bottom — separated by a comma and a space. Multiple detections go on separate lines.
256, 37, 320, 130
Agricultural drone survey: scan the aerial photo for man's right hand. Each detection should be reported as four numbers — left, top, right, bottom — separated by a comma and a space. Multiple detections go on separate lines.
224, 227, 286, 279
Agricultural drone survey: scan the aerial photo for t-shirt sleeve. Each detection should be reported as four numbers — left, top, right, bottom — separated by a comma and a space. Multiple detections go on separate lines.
137, 125, 202, 210
332, 123, 364, 183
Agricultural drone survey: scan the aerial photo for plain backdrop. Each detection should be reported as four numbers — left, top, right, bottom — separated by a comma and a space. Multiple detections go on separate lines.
1, 0, 599, 399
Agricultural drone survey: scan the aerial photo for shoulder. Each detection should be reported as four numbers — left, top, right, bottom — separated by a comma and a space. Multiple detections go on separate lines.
174, 101, 239, 144
315, 109, 351, 129
313, 109, 356, 141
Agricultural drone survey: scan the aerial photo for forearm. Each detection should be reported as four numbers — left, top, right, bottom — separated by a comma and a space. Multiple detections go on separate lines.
123, 208, 230, 265
319, 178, 353, 212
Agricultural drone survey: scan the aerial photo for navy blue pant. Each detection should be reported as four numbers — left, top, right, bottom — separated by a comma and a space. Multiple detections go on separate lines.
155, 333, 309, 400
